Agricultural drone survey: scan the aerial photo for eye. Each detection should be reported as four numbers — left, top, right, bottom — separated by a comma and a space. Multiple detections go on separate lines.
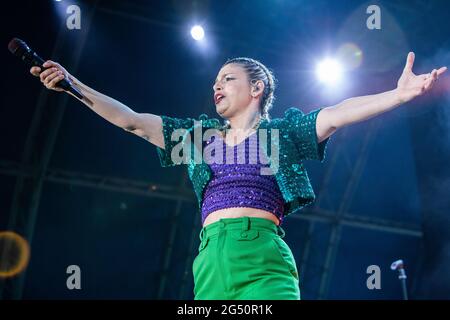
213, 76, 235, 87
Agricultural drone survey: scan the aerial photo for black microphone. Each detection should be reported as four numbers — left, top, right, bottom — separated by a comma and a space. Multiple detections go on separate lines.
7, 37, 84, 99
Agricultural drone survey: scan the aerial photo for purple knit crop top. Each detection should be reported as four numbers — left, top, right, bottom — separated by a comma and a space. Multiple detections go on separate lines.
201, 131, 285, 225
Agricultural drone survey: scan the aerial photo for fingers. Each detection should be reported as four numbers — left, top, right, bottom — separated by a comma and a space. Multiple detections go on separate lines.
39, 66, 65, 90
30, 66, 41, 77
29, 60, 68, 92
429, 68, 442, 82
42, 60, 60, 69
404, 52, 415, 71
48, 74, 65, 91
30, 60, 61, 77
44, 70, 62, 85
430, 69, 437, 81
44, 71, 65, 89
39, 60, 64, 81
424, 67, 446, 80
39, 63, 65, 89
437, 66, 447, 76
40, 67, 58, 82
423, 69, 438, 91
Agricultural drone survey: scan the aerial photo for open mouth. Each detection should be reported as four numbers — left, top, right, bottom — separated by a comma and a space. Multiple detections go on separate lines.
215, 94, 225, 104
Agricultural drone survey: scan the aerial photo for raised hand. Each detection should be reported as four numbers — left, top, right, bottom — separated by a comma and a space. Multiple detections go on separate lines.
396, 52, 447, 103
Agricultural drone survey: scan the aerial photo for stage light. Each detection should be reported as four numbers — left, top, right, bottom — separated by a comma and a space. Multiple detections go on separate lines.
316, 58, 343, 85
191, 25, 205, 41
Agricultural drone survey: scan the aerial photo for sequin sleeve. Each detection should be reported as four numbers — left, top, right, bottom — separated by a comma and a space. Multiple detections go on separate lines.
155, 115, 195, 167
284, 107, 330, 162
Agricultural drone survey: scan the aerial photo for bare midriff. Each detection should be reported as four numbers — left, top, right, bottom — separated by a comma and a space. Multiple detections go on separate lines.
202, 207, 280, 227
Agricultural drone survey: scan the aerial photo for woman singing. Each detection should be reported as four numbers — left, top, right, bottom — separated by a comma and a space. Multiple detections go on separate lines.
30, 53, 446, 299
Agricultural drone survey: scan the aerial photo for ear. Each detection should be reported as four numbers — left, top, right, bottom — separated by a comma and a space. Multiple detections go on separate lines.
252, 80, 265, 97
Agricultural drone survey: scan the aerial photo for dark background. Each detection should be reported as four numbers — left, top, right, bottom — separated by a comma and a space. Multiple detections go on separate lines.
1, 0, 449, 299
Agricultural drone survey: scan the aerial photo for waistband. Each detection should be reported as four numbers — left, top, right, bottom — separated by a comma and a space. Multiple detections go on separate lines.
199, 216, 286, 241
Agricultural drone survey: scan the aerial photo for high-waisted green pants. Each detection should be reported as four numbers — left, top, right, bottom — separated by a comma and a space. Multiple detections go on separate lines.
192, 217, 300, 300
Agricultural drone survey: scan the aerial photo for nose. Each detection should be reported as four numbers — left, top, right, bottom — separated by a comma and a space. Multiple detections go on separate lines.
213, 81, 222, 92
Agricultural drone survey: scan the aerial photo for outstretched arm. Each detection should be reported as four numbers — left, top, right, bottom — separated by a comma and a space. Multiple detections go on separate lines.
31, 60, 165, 149
316, 52, 447, 143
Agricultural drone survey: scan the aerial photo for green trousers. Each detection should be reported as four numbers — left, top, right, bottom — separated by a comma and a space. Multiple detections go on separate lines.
192, 217, 301, 300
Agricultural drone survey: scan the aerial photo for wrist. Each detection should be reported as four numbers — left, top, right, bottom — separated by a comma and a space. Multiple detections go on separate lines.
393, 87, 408, 105
69, 74, 79, 86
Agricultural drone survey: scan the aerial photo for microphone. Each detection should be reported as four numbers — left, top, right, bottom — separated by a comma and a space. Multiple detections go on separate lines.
390, 259, 405, 272
7, 38, 84, 99
391, 259, 408, 300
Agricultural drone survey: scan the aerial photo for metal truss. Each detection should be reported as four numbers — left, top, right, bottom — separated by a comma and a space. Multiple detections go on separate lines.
0, 1, 98, 300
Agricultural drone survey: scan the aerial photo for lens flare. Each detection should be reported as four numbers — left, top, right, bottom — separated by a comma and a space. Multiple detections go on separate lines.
0, 231, 30, 278
337, 42, 363, 70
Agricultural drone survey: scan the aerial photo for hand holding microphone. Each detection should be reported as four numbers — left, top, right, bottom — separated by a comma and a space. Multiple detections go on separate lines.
30, 61, 71, 93
8, 37, 84, 99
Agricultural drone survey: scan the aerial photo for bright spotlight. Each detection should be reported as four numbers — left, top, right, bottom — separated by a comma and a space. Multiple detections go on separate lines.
316, 58, 343, 85
190, 25, 205, 41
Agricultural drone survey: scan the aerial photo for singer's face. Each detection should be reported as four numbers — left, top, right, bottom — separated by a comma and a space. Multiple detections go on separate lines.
213, 64, 253, 119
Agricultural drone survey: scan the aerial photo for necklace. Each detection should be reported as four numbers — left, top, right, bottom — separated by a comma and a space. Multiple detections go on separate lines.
222, 115, 262, 141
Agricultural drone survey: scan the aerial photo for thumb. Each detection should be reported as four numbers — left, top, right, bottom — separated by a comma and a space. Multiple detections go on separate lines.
404, 52, 415, 71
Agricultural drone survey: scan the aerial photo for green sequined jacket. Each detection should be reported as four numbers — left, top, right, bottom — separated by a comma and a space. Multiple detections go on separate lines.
155, 107, 330, 218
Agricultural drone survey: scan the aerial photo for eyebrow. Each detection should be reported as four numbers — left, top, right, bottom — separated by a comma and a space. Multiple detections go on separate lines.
214, 73, 235, 84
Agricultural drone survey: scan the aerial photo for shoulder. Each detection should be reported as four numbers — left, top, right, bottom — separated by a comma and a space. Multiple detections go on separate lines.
282, 106, 324, 126
265, 107, 325, 137
284, 107, 305, 118
260, 107, 304, 129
